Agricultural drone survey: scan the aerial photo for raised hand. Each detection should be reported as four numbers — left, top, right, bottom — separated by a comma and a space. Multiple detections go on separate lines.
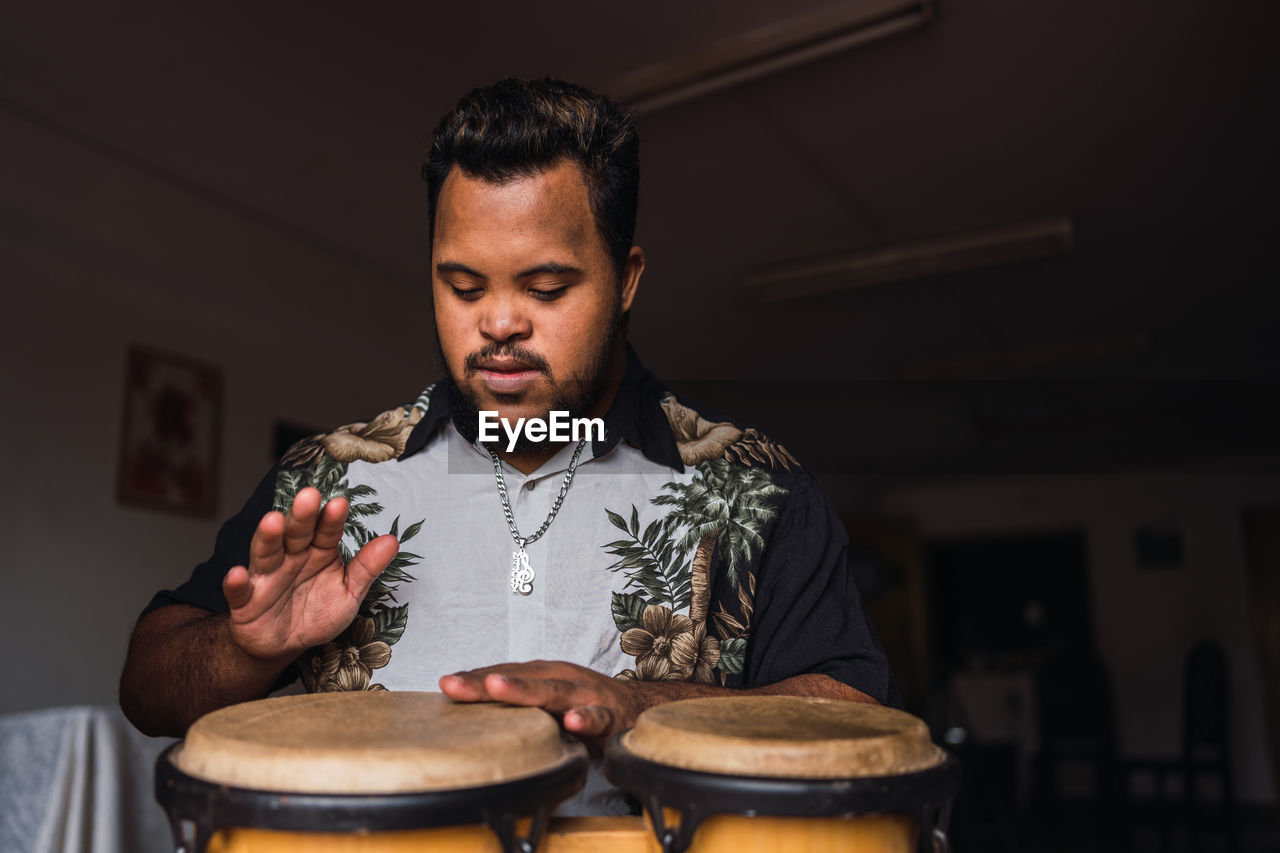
222, 487, 399, 664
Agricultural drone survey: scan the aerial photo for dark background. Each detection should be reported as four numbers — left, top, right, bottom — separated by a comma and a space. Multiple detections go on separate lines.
1, 1, 1276, 849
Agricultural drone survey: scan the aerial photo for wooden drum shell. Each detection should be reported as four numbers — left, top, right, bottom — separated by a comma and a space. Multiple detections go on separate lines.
174, 813, 923, 853
154, 692, 588, 853
602, 697, 960, 853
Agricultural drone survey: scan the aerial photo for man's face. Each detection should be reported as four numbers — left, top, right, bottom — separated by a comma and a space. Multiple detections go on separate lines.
432, 160, 640, 430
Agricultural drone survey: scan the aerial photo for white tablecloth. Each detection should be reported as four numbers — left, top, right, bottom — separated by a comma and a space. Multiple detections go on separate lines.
0, 706, 175, 853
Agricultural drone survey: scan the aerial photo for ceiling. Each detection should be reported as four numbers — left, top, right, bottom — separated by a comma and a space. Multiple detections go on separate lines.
3, 0, 1277, 476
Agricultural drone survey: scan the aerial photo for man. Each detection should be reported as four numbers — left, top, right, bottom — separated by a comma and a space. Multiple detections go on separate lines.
119, 77, 894, 811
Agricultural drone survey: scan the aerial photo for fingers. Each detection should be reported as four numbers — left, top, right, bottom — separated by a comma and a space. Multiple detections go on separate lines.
563, 705, 616, 737
438, 671, 489, 702
438, 670, 540, 703
438, 663, 630, 743
439, 665, 527, 703
345, 534, 399, 597
481, 672, 580, 711
248, 489, 348, 572
223, 565, 252, 609
248, 509, 287, 571
311, 495, 350, 551
281, 488, 326, 554
441, 669, 589, 713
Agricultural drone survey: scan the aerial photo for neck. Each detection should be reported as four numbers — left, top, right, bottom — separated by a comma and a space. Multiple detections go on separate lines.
496, 338, 628, 475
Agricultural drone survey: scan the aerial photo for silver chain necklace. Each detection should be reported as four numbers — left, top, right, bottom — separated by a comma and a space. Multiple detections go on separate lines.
487, 438, 588, 595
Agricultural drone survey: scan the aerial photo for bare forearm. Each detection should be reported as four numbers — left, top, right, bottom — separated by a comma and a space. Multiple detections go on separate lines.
119, 605, 294, 737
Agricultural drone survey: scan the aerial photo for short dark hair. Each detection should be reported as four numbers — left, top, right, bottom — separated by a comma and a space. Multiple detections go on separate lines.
422, 78, 640, 275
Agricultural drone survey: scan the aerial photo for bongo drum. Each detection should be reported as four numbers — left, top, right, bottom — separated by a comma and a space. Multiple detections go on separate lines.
604, 696, 959, 853
155, 691, 587, 853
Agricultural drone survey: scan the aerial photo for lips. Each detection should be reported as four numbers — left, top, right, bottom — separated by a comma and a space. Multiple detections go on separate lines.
475, 359, 541, 394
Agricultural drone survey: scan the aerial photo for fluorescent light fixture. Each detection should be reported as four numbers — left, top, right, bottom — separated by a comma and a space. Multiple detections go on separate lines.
605, 0, 934, 116
747, 217, 1076, 302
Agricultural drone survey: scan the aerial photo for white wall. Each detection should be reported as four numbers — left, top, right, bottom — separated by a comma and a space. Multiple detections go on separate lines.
865, 469, 1280, 803
0, 106, 434, 715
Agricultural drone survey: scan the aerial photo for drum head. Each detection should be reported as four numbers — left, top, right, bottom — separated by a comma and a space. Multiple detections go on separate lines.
620, 696, 944, 779
172, 691, 581, 794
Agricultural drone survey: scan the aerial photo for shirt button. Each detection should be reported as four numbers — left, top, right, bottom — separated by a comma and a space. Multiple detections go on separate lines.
524, 481, 535, 491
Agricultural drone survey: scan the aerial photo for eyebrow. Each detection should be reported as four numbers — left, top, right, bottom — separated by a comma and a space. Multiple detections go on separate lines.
435, 260, 486, 279
516, 261, 584, 279
435, 260, 585, 280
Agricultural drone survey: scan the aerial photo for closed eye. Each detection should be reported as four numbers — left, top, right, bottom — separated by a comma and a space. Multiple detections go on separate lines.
530, 287, 568, 301
450, 285, 483, 301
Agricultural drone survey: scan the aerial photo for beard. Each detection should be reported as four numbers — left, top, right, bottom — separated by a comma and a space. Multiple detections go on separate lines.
435, 304, 622, 455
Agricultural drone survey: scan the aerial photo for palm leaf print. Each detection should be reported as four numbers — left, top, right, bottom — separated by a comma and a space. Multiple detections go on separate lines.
652, 458, 786, 590
602, 507, 692, 612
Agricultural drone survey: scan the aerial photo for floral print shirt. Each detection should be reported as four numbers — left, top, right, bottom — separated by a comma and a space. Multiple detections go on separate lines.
145, 346, 895, 713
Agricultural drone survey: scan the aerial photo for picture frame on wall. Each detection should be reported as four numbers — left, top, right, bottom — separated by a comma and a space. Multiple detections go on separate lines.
116, 345, 221, 515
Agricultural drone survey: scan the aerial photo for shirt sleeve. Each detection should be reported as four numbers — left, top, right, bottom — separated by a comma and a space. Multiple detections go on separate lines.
140, 464, 281, 618
743, 473, 901, 707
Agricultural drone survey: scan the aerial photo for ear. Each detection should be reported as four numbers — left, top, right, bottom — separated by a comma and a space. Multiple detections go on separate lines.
619, 246, 645, 313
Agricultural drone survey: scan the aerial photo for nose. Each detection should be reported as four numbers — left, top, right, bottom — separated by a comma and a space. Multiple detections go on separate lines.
478, 292, 533, 344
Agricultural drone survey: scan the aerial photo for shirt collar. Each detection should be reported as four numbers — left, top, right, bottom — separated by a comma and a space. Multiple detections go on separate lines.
399, 344, 685, 472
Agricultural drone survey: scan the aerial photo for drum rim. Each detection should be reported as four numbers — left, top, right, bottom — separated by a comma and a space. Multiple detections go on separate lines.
174, 691, 576, 793
621, 694, 944, 779
156, 739, 587, 845
604, 734, 959, 853
604, 733, 959, 815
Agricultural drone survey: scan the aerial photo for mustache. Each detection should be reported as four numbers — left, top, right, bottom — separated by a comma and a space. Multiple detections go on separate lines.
463, 341, 551, 375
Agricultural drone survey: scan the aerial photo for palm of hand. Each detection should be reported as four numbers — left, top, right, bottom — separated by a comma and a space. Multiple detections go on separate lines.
222, 488, 399, 664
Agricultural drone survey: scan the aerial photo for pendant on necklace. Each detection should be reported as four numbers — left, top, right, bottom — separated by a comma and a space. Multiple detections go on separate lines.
510, 543, 534, 596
